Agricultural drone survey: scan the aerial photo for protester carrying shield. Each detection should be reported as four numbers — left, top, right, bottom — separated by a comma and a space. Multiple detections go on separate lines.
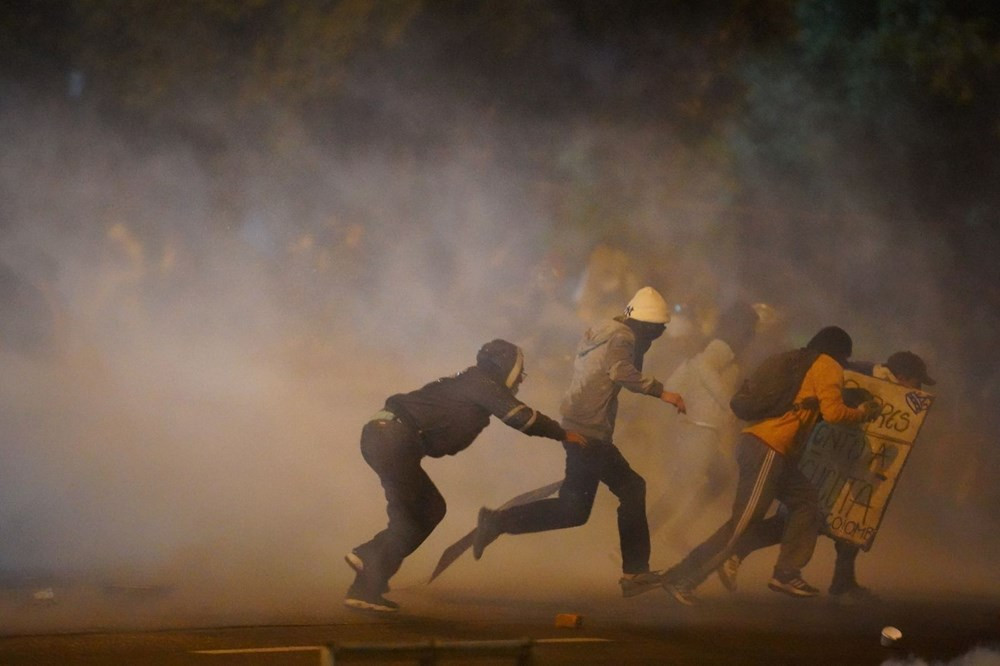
661, 326, 878, 605
344, 339, 587, 612
472, 287, 687, 598
716, 350, 935, 603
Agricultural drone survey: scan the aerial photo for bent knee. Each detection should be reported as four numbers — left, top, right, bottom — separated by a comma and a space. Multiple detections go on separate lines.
563, 507, 591, 527
426, 495, 447, 527
557, 497, 593, 526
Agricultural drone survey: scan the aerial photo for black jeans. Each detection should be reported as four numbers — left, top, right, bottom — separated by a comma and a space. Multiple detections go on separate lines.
352, 417, 446, 594
497, 440, 650, 575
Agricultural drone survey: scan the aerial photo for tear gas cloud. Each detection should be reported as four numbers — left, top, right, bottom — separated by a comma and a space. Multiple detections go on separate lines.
0, 36, 997, 631
884, 646, 1000, 666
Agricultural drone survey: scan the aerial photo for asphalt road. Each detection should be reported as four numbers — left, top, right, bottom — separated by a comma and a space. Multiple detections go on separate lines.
1, 584, 998, 665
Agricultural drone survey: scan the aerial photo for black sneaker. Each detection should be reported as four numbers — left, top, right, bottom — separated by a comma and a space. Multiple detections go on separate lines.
346, 552, 389, 593
344, 583, 399, 613
768, 574, 820, 597
472, 507, 501, 560
829, 584, 880, 605
619, 571, 663, 598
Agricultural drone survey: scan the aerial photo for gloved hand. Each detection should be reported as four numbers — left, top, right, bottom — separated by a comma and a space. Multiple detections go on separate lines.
860, 399, 881, 421
842, 387, 875, 408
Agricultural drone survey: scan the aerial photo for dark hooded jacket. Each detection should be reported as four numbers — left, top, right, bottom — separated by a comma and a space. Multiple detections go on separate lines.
384, 339, 567, 458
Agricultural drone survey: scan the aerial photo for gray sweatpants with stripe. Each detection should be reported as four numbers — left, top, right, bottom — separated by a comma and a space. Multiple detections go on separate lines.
665, 433, 819, 587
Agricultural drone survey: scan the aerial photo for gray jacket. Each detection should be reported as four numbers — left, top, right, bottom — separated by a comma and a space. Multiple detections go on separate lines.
560, 317, 665, 440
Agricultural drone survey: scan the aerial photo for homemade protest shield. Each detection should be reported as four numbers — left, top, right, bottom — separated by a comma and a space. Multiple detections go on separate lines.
798, 370, 934, 551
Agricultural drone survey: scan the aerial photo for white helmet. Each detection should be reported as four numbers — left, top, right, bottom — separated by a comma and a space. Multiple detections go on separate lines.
624, 286, 670, 324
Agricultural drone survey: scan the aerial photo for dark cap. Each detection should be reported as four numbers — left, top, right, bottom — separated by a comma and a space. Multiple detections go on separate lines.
885, 351, 935, 387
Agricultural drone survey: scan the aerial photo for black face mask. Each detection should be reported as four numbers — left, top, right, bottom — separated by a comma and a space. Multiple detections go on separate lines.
629, 320, 666, 341
626, 320, 666, 370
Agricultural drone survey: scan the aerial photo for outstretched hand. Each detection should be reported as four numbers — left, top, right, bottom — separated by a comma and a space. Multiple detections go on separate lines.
661, 391, 687, 415
565, 430, 589, 447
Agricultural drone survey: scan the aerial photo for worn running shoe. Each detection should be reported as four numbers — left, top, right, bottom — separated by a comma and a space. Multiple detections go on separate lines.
716, 554, 741, 592
344, 593, 399, 613
619, 571, 663, 598
829, 584, 880, 605
344, 582, 399, 613
768, 574, 820, 597
472, 507, 501, 560
662, 579, 699, 606
346, 551, 389, 594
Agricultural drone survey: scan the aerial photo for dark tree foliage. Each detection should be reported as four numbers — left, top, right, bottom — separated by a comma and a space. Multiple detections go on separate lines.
0, 0, 995, 265
735, 0, 999, 287
0, 0, 77, 83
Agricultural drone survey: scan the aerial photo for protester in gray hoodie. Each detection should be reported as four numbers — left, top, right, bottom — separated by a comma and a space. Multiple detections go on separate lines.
473, 287, 686, 597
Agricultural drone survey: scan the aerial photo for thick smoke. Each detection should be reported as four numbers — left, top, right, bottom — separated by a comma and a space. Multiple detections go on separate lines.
884, 647, 1000, 666
0, 17, 997, 633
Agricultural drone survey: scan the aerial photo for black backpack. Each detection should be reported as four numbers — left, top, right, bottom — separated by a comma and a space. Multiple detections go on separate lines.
729, 348, 821, 421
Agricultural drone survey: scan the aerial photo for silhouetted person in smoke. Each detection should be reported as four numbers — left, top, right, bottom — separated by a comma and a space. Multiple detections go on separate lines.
344, 339, 586, 612
647, 301, 760, 541
717, 350, 935, 604
472, 287, 687, 598
661, 326, 878, 605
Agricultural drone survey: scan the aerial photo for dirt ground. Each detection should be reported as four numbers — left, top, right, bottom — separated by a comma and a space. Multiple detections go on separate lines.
1, 580, 998, 665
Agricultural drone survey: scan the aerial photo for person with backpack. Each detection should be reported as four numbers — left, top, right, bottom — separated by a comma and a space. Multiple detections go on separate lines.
715, 350, 935, 603
471, 287, 687, 598
344, 339, 588, 612
661, 326, 878, 604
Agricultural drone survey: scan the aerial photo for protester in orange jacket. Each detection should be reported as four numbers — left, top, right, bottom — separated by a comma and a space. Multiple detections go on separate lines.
715, 350, 935, 603
661, 326, 877, 604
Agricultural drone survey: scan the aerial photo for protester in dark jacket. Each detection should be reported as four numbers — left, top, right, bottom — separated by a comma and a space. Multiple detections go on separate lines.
344, 339, 586, 612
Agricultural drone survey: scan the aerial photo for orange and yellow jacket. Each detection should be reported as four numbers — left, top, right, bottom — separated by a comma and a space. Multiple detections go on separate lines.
744, 353, 867, 456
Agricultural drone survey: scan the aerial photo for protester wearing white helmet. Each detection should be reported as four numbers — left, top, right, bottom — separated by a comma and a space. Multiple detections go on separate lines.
473, 287, 687, 598
623, 286, 672, 323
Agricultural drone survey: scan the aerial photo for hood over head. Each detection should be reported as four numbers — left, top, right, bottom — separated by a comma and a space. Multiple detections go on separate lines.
806, 325, 853, 366
476, 339, 524, 389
